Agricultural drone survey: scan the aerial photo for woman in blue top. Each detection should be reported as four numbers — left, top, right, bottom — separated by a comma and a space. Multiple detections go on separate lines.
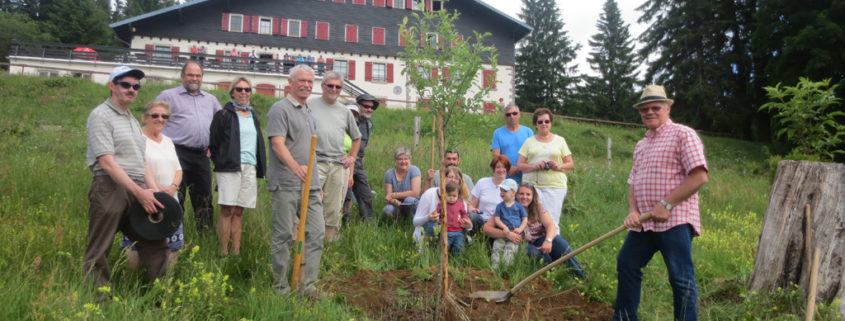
382, 147, 421, 219
209, 77, 266, 256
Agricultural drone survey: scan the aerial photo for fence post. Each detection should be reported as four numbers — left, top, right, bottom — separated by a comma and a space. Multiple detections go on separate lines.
413, 116, 421, 149
607, 137, 612, 169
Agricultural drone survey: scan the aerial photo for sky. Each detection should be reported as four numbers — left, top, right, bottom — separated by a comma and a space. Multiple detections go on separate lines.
481, 0, 649, 76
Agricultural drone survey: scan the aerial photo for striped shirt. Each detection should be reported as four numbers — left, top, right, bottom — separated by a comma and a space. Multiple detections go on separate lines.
627, 120, 708, 236
86, 99, 146, 178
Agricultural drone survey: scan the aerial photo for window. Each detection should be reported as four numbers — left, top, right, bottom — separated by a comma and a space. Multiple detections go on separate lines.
154, 45, 170, 58
418, 66, 429, 80
392, 0, 404, 8
316, 22, 330, 40
432, 0, 443, 11
372, 27, 385, 45
334, 60, 348, 78
345, 25, 358, 42
413, 0, 423, 10
426, 32, 439, 49
288, 19, 302, 37
259, 17, 272, 34
38, 70, 59, 78
72, 72, 91, 79
372, 63, 386, 82
229, 14, 243, 32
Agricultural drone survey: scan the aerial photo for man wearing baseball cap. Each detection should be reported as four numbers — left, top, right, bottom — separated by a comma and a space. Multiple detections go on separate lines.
614, 85, 709, 320
342, 94, 380, 221
84, 66, 170, 290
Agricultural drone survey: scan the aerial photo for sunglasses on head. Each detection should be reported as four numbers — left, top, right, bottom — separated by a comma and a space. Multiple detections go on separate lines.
536, 119, 551, 124
234, 87, 252, 93
116, 81, 141, 91
324, 84, 342, 90
505, 112, 519, 117
147, 113, 169, 119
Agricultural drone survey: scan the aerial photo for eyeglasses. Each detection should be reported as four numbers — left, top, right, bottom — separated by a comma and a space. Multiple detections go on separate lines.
536, 120, 551, 124
505, 112, 519, 117
324, 84, 342, 90
147, 113, 169, 119
637, 106, 664, 114
116, 81, 141, 91
359, 104, 377, 110
234, 87, 251, 93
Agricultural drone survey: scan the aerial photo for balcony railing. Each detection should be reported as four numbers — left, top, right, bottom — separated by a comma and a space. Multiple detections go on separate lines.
9, 40, 333, 76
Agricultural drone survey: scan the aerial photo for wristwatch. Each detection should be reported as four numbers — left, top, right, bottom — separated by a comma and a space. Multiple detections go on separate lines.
545, 238, 553, 243
660, 199, 673, 211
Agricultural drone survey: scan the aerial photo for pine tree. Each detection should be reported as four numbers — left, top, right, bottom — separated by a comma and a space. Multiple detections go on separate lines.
637, 0, 755, 132
46, 0, 112, 45
514, 0, 580, 114
121, 0, 177, 19
583, 0, 639, 121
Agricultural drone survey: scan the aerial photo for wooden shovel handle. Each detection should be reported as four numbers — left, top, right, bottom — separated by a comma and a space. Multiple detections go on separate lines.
509, 213, 654, 294
291, 134, 318, 290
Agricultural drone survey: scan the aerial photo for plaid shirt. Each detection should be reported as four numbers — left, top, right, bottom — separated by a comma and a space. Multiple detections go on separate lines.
628, 120, 708, 236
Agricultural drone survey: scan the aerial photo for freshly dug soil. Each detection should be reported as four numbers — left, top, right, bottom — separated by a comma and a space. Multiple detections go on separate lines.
328, 267, 612, 320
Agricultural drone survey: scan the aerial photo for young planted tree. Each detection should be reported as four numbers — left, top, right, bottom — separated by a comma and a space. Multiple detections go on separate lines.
399, 3, 497, 320
514, 0, 579, 113
583, 0, 639, 122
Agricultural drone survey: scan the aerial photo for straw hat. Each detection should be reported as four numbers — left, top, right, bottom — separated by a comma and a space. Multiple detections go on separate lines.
633, 85, 674, 108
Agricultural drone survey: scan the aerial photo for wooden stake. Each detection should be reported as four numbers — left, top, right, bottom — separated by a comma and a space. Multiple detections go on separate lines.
805, 247, 820, 321
804, 204, 812, 273
291, 135, 317, 290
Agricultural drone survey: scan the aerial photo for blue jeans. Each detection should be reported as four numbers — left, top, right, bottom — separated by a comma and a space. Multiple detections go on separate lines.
447, 231, 465, 256
382, 196, 418, 219
613, 224, 697, 321
525, 234, 586, 279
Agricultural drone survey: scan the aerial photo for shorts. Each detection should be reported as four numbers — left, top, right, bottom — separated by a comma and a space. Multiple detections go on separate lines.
216, 164, 257, 208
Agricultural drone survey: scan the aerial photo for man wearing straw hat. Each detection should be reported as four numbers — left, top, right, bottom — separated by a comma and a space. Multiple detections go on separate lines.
614, 85, 709, 320
266, 64, 325, 299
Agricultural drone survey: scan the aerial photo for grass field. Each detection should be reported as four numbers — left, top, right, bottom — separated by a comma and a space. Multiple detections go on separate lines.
0, 73, 840, 320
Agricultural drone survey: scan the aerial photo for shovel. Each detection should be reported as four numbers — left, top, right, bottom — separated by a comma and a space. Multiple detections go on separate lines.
469, 213, 653, 303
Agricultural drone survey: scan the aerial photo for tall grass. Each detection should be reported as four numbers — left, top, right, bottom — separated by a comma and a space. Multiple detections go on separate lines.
0, 73, 839, 320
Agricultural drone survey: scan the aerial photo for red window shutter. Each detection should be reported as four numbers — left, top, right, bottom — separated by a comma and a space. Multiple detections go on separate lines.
145, 44, 154, 57
326, 58, 334, 70
253, 16, 260, 33
483, 102, 496, 114
406, 0, 412, 9
425, 0, 432, 11
387, 63, 394, 83
273, 18, 280, 35
353, 0, 365, 4
374, 0, 385, 6
346, 25, 358, 42
483, 70, 496, 89
348, 60, 356, 80
442, 67, 450, 80
364, 62, 373, 81
256, 84, 275, 97
386, 0, 392, 8
431, 67, 438, 79
420, 34, 425, 47
171, 46, 179, 59
399, 30, 407, 47
222, 13, 230, 31
333, 0, 344, 2
281, 18, 288, 36
373, 27, 385, 45
242, 16, 249, 32
215, 49, 224, 61
317, 22, 329, 40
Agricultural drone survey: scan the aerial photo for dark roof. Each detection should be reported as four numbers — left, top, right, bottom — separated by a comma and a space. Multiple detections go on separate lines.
110, 0, 532, 64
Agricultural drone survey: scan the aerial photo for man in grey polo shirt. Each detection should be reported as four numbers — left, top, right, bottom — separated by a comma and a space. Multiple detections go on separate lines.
307, 71, 361, 242
156, 61, 222, 234
266, 64, 325, 298
84, 66, 170, 288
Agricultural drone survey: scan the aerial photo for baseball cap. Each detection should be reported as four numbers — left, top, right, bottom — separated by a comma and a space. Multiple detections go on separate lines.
109, 66, 145, 83
498, 178, 518, 192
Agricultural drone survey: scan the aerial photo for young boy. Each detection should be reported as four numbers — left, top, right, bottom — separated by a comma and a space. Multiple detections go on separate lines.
491, 178, 527, 268
436, 182, 471, 256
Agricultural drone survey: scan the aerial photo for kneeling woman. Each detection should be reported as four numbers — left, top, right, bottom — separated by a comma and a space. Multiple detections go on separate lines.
517, 182, 585, 279
209, 77, 266, 256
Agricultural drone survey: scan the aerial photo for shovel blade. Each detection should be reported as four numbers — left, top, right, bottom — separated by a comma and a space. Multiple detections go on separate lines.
468, 290, 513, 303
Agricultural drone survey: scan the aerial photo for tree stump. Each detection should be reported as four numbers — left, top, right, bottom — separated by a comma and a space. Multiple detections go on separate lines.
747, 160, 845, 317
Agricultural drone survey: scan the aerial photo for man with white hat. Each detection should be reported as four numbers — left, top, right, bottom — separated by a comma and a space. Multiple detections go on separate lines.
614, 85, 709, 320
84, 66, 170, 289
